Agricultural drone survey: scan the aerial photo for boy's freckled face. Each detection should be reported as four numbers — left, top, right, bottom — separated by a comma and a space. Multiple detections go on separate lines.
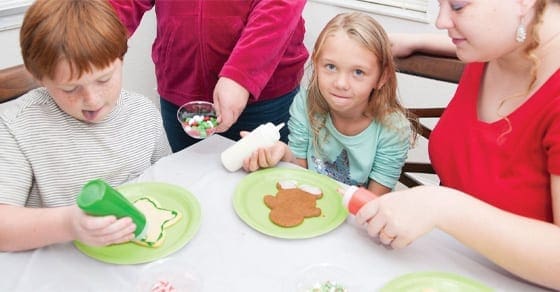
41, 59, 123, 123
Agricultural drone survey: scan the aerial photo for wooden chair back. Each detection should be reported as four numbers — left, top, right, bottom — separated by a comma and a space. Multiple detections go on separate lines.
395, 53, 465, 187
0, 64, 39, 103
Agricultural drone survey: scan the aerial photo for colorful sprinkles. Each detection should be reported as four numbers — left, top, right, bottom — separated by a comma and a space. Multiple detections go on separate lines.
180, 114, 218, 139
177, 101, 219, 139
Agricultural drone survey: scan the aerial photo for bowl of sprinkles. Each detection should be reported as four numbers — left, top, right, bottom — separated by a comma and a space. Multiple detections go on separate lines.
177, 101, 219, 139
288, 263, 362, 292
136, 258, 202, 292
307, 280, 347, 292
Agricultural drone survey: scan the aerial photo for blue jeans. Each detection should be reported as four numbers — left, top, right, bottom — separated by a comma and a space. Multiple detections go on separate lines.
161, 87, 298, 152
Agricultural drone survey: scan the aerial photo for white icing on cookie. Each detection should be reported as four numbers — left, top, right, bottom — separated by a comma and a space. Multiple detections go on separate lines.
298, 184, 322, 196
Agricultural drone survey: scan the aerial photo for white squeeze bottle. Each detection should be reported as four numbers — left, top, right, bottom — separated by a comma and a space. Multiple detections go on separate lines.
221, 122, 285, 172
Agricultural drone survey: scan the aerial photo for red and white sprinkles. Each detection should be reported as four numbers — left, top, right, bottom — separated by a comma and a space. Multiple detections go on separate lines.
151, 280, 176, 292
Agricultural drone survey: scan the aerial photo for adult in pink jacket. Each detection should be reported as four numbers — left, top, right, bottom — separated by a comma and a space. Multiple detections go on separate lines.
110, 0, 309, 152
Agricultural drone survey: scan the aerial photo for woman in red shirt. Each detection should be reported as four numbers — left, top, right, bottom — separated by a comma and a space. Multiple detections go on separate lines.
356, 0, 560, 290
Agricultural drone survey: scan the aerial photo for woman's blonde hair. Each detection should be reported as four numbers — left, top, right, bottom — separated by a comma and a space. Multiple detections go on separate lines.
497, 0, 550, 142
20, 0, 128, 81
306, 12, 414, 154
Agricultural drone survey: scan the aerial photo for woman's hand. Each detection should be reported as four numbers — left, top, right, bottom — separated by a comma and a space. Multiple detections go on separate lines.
355, 185, 450, 249
213, 77, 250, 133
69, 205, 136, 246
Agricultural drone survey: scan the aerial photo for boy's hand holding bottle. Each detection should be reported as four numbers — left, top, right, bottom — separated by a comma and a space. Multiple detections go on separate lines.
68, 205, 136, 246
73, 179, 146, 246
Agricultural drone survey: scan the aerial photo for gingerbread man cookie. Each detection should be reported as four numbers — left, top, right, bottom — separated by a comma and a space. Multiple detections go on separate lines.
263, 180, 323, 227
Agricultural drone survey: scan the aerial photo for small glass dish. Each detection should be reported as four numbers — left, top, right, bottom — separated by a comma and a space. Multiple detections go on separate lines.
177, 101, 218, 139
136, 258, 202, 292
287, 263, 361, 292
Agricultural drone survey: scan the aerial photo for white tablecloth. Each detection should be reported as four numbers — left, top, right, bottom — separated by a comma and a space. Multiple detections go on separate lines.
0, 135, 549, 291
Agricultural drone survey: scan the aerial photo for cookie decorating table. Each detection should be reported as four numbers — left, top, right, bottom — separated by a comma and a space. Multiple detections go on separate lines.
0, 135, 551, 291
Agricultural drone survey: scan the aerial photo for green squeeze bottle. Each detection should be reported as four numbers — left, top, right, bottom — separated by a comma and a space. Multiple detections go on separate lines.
77, 179, 148, 239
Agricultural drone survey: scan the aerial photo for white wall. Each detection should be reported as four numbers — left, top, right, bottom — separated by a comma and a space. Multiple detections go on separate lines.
304, 1, 439, 53
120, 10, 158, 104
0, 27, 22, 68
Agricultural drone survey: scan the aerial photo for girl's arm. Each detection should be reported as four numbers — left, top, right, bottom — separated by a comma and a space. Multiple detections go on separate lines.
367, 180, 391, 196
281, 144, 307, 169
242, 142, 307, 172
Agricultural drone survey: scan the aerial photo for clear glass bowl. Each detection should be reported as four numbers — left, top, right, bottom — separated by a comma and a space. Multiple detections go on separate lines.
287, 263, 362, 292
177, 101, 218, 139
136, 258, 202, 291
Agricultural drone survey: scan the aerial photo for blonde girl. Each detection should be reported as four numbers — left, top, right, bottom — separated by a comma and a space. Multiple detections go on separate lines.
243, 12, 413, 196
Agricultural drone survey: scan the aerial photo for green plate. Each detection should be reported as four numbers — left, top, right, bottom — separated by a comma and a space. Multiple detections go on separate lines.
381, 271, 493, 292
233, 168, 348, 239
74, 182, 201, 265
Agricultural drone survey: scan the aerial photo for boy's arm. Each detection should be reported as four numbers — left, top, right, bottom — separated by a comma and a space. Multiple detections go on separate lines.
0, 204, 75, 251
0, 204, 135, 252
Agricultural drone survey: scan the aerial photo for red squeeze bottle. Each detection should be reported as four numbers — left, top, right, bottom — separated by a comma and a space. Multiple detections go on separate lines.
342, 186, 378, 215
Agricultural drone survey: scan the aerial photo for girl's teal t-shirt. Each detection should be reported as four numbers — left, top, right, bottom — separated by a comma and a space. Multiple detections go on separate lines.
288, 90, 410, 189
